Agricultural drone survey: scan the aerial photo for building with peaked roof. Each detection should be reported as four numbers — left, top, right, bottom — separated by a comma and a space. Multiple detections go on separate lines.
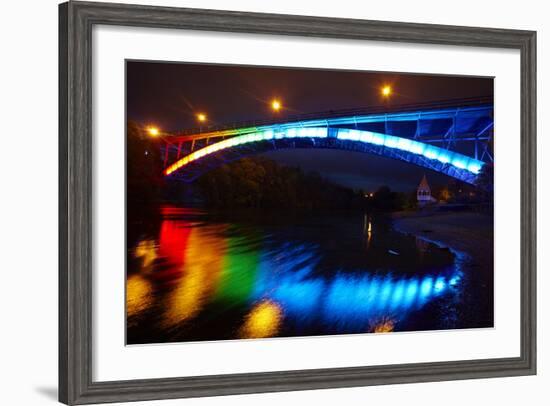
417, 174, 436, 205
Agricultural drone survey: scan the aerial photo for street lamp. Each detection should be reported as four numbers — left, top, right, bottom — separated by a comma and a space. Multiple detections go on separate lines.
196, 112, 208, 133
381, 85, 392, 97
271, 99, 282, 112
147, 126, 160, 137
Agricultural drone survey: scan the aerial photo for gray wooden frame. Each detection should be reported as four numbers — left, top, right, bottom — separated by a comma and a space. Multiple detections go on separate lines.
59, 1, 537, 404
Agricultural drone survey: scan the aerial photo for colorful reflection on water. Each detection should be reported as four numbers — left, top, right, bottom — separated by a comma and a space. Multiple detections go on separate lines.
240, 300, 283, 338
161, 224, 226, 329
127, 206, 469, 344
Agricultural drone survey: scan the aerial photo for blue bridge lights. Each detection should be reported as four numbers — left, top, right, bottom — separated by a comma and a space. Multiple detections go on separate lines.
336, 128, 484, 175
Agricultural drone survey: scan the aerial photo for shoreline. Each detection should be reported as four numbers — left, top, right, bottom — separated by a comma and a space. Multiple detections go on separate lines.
391, 210, 494, 270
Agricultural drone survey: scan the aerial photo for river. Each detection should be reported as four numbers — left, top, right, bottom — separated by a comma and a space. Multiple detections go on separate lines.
126, 205, 492, 344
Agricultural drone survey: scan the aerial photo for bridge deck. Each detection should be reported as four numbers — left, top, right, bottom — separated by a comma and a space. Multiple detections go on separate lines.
158, 97, 493, 185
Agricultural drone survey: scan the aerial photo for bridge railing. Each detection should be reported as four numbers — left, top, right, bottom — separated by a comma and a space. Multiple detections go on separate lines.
170, 96, 493, 137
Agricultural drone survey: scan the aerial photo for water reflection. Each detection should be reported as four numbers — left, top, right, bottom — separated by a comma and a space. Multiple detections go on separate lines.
127, 207, 466, 343
322, 273, 453, 332
215, 233, 259, 304
240, 300, 283, 338
363, 214, 373, 249
126, 274, 152, 322
372, 317, 395, 333
162, 225, 226, 328
134, 239, 157, 270
415, 236, 430, 258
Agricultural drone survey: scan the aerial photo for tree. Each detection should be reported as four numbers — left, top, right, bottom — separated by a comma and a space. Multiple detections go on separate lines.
127, 121, 165, 207
474, 163, 494, 201
196, 156, 366, 210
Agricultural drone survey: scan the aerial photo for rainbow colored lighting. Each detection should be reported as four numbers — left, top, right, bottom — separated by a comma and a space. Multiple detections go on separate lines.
165, 127, 328, 175
165, 124, 484, 176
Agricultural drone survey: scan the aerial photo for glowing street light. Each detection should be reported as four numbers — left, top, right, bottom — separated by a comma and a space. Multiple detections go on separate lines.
147, 126, 160, 137
381, 85, 392, 97
196, 113, 207, 122
271, 99, 282, 112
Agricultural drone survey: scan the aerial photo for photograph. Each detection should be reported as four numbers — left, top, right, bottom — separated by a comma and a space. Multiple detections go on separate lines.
2, 0, 543, 404
125, 61, 494, 345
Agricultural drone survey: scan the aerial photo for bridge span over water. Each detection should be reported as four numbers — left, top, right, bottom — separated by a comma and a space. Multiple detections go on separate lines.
158, 97, 493, 185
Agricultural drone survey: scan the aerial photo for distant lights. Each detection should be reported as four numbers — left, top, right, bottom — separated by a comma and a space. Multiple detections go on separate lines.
196, 113, 207, 122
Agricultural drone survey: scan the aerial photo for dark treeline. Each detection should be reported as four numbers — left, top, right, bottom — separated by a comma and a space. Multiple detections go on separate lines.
431, 167, 494, 205
366, 186, 417, 212
197, 157, 364, 210
197, 157, 417, 212
127, 122, 164, 201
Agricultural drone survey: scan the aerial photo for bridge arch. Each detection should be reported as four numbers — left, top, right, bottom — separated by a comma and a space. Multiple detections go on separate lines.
164, 126, 485, 184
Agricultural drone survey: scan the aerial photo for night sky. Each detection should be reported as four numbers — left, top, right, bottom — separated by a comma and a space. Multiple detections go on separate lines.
127, 61, 493, 192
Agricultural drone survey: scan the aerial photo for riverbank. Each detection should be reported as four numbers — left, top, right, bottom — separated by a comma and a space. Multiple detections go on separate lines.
391, 210, 493, 269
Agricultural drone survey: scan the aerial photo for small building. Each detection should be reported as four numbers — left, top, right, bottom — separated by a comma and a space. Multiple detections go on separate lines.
417, 174, 436, 205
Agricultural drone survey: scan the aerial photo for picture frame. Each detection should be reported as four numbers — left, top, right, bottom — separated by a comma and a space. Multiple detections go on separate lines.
59, 1, 537, 404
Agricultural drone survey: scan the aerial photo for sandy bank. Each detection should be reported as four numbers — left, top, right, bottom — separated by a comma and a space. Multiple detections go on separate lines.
391, 210, 494, 269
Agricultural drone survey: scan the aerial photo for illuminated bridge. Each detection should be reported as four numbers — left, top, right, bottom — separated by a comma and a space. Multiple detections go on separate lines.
159, 97, 493, 185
